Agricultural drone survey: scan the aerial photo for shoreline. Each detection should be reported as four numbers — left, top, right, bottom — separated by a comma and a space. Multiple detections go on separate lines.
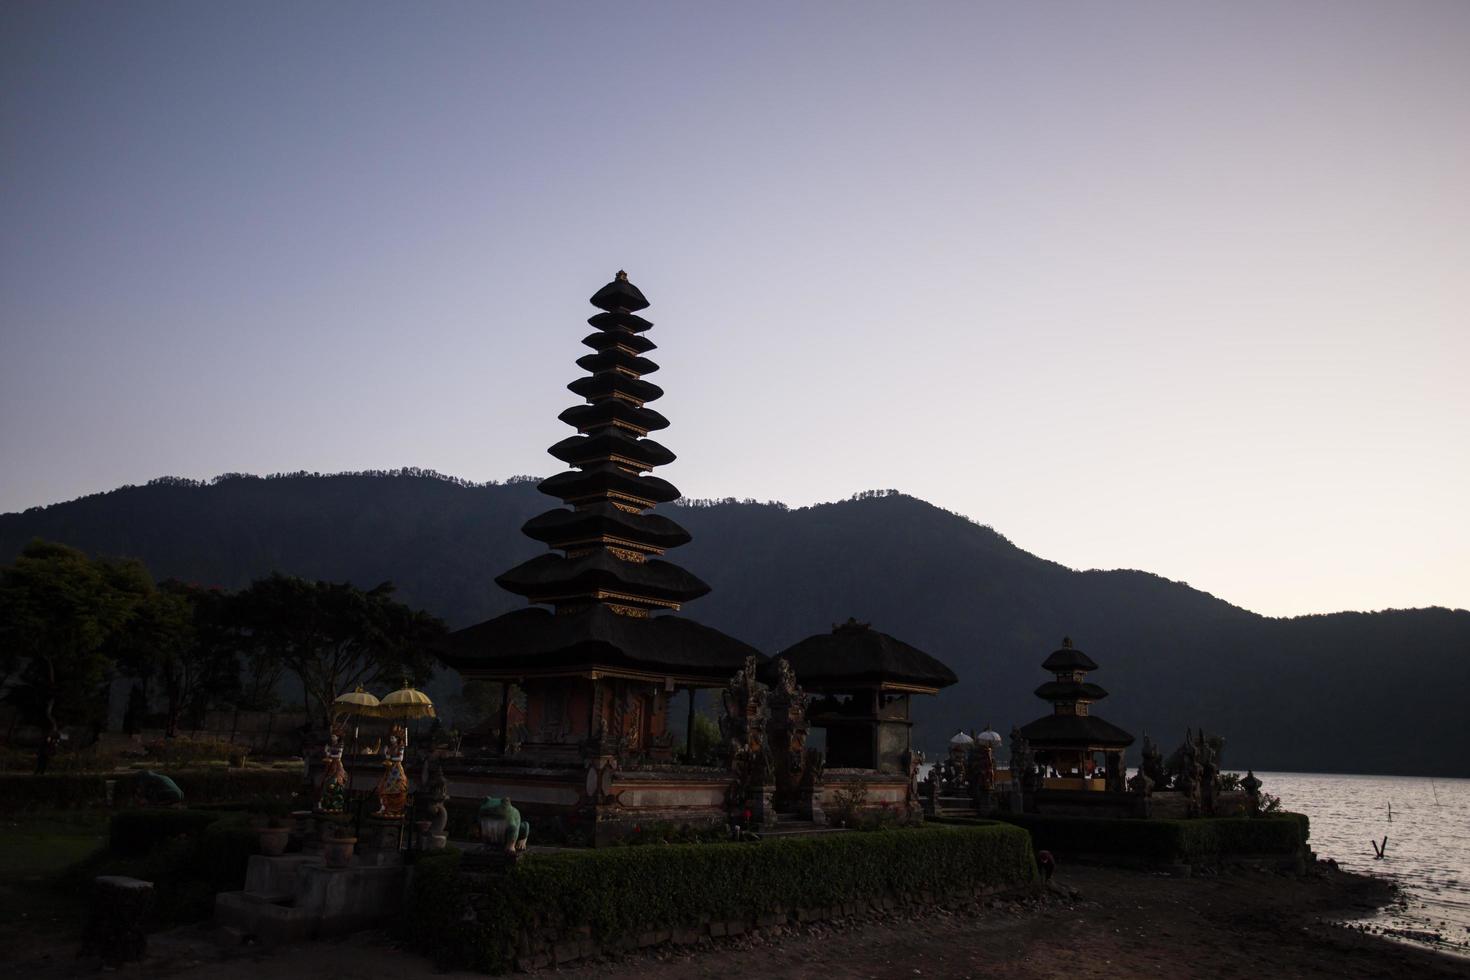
10, 861, 1461, 980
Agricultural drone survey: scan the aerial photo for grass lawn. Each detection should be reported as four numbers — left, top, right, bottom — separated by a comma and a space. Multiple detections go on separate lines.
0, 808, 110, 949
0, 809, 109, 880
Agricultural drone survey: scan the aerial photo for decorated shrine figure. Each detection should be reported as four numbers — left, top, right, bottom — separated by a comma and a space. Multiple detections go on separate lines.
317, 726, 348, 814
374, 726, 410, 818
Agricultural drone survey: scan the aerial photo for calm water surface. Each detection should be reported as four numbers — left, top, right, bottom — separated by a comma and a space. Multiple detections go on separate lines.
1261, 771, 1470, 955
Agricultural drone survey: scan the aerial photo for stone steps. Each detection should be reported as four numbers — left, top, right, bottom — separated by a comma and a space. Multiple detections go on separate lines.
213, 852, 407, 946
761, 819, 845, 839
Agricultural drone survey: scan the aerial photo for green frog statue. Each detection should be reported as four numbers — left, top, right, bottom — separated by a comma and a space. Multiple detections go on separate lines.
134, 769, 184, 807
477, 796, 530, 854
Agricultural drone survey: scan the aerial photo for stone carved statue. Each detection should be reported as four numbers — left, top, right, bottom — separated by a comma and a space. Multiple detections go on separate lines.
1240, 770, 1263, 815
966, 743, 996, 802
768, 659, 811, 774
720, 656, 772, 824
766, 658, 812, 812
1140, 732, 1167, 791
1176, 729, 1202, 816
901, 748, 925, 811
425, 763, 449, 846
478, 796, 530, 853
719, 656, 770, 766
1128, 767, 1153, 797
1009, 726, 1039, 793
1197, 728, 1220, 817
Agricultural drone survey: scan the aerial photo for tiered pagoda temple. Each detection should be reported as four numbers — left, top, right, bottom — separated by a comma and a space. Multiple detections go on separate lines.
1018, 637, 1133, 793
437, 273, 764, 842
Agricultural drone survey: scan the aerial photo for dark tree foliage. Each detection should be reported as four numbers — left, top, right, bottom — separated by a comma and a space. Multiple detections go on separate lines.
229, 574, 445, 725
0, 541, 148, 740
3, 473, 1468, 776
109, 582, 243, 735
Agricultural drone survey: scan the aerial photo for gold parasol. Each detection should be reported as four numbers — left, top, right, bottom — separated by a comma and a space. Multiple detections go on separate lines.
333, 686, 382, 718
377, 683, 436, 720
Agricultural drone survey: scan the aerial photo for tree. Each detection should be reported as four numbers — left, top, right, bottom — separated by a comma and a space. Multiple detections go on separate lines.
230, 574, 444, 725
0, 540, 148, 745
110, 581, 242, 736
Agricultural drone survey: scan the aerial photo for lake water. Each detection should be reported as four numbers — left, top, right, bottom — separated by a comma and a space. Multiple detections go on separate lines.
1261, 771, 1470, 956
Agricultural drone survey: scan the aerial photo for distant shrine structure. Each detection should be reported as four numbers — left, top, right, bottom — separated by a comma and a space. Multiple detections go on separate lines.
1017, 637, 1134, 795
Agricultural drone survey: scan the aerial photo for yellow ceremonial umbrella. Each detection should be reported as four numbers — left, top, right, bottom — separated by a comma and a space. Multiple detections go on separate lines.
333, 686, 382, 756
377, 683, 435, 720
377, 681, 436, 748
333, 686, 382, 718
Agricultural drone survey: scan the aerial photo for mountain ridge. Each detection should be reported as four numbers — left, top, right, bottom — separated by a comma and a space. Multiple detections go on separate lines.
3, 471, 1466, 777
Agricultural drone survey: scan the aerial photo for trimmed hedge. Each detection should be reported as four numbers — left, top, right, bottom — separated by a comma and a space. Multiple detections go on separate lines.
0, 767, 300, 813
981, 813, 1309, 866
109, 809, 223, 855
404, 823, 1037, 973
0, 773, 108, 811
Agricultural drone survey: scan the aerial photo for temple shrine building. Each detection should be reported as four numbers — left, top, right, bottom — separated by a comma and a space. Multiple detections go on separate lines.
1018, 636, 1133, 793
437, 273, 765, 842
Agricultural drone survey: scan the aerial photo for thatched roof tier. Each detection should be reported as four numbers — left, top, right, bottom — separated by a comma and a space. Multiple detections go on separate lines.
1018, 713, 1135, 749
495, 551, 711, 607
580, 331, 656, 355
587, 309, 653, 332
775, 619, 959, 693
439, 606, 763, 683
558, 399, 670, 434
567, 373, 664, 405
538, 464, 680, 507
589, 272, 649, 313
1033, 680, 1109, 702
1041, 637, 1098, 673
521, 504, 692, 551
547, 432, 676, 470
575, 349, 660, 377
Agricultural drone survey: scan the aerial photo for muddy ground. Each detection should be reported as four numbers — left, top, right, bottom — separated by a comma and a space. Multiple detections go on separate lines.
8, 863, 1470, 979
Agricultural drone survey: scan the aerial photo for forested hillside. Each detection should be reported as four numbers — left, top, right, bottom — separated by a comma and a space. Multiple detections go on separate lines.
4, 472, 1467, 777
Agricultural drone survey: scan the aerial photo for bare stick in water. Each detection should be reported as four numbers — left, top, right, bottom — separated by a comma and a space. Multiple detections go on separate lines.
1371, 836, 1388, 859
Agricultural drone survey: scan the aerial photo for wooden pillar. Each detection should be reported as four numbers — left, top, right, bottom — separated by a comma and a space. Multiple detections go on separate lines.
685, 688, 696, 763
498, 681, 511, 755
893, 693, 905, 758
870, 688, 882, 770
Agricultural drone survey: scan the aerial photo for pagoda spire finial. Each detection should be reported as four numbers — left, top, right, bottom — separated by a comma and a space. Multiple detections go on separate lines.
615, 269, 628, 281
1062, 636, 1072, 648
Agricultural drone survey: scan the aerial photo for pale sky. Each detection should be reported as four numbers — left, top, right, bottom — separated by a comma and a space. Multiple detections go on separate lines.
2, 1, 1467, 618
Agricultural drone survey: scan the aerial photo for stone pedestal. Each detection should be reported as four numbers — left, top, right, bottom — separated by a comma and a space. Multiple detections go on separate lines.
312, 812, 348, 848
357, 817, 403, 867
82, 876, 153, 966
292, 811, 318, 852
800, 778, 826, 824
215, 854, 406, 945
